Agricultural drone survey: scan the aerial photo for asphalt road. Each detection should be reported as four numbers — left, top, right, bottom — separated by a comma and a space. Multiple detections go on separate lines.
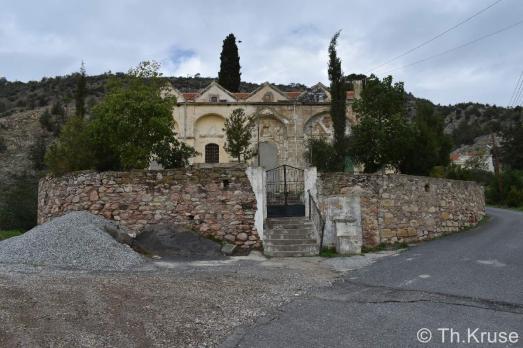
222, 207, 523, 347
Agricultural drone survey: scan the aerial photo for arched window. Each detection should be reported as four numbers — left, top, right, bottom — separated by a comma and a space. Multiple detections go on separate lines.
205, 143, 219, 163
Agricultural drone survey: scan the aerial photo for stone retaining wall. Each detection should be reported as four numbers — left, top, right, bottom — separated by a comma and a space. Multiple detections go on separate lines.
38, 167, 260, 249
317, 173, 485, 247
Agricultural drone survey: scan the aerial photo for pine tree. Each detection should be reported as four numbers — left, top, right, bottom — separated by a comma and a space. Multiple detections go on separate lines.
223, 108, 255, 162
328, 31, 347, 160
218, 34, 241, 92
75, 61, 87, 118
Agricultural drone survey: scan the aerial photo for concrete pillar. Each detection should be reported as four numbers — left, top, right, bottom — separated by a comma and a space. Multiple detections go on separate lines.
335, 215, 362, 255
304, 166, 318, 218
246, 166, 266, 240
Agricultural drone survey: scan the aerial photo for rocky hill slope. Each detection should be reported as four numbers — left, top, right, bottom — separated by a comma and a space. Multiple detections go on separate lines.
1, 73, 522, 230
1, 74, 522, 185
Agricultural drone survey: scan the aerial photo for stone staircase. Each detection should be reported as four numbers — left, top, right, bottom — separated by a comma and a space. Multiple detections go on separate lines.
263, 217, 320, 257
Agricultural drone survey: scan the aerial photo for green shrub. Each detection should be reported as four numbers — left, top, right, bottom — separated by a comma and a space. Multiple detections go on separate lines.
319, 247, 338, 257
304, 137, 344, 172
485, 169, 523, 207
0, 230, 23, 241
45, 61, 196, 175
0, 173, 38, 231
44, 116, 96, 175
505, 186, 523, 207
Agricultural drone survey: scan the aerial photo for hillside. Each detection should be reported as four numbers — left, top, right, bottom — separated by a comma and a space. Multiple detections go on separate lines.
1, 73, 522, 181
0, 74, 306, 119
2, 73, 522, 180
1, 73, 522, 230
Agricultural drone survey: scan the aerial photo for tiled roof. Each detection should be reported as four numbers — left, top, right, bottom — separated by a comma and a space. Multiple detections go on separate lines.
182, 93, 199, 101
233, 93, 250, 100
450, 153, 461, 161
286, 91, 302, 100
179, 87, 355, 102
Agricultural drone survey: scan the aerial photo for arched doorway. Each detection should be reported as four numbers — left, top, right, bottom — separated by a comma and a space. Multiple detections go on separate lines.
258, 142, 278, 169
205, 143, 219, 163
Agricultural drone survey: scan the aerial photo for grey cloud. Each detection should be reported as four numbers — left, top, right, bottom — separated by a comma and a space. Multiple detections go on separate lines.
1, 0, 522, 106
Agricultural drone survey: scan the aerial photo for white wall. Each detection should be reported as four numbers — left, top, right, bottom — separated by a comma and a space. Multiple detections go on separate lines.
245, 166, 266, 240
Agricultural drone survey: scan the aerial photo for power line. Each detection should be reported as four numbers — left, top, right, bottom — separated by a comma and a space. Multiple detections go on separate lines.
513, 77, 523, 107
367, 0, 505, 73
511, 71, 523, 106
509, 70, 523, 106
379, 18, 523, 75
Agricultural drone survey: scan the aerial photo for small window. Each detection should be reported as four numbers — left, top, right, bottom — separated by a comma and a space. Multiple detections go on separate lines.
209, 95, 218, 103
205, 143, 219, 163
262, 92, 274, 102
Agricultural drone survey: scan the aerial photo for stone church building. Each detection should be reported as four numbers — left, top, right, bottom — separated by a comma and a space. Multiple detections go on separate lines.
164, 80, 362, 169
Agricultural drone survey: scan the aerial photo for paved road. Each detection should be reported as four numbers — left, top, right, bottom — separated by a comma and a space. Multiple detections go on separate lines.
222, 208, 523, 347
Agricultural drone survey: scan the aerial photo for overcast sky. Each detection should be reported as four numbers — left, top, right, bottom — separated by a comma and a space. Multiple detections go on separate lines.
1, 0, 522, 106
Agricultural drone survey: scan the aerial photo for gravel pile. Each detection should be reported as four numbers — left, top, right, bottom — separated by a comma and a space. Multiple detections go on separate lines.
0, 211, 147, 271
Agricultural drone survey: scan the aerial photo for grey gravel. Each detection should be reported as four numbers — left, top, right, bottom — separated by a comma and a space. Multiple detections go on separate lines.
0, 211, 147, 271
0, 257, 340, 347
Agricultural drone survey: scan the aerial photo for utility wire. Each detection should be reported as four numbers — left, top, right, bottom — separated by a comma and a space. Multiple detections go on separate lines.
509, 70, 523, 106
513, 77, 523, 107
511, 72, 523, 106
379, 19, 523, 75
368, 0, 505, 73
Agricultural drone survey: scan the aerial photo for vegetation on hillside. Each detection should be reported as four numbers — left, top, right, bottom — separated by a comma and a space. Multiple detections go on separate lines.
0, 173, 38, 231
45, 61, 196, 175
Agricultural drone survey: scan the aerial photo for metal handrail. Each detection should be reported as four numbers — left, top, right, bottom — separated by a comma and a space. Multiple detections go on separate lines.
308, 190, 325, 251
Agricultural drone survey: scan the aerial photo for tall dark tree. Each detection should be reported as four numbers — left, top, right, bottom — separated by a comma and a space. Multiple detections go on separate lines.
399, 100, 452, 175
350, 75, 412, 173
75, 61, 87, 118
328, 31, 347, 160
218, 34, 241, 92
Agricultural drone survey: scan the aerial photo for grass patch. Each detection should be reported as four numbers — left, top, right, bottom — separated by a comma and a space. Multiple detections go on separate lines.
467, 214, 490, 229
205, 234, 225, 245
487, 204, 523, 213
361, 242, 408, 254
319, 247, 338, 257
0, 229, 23, 241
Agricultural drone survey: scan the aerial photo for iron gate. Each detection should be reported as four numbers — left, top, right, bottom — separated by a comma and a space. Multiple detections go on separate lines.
266, 165, 305, 217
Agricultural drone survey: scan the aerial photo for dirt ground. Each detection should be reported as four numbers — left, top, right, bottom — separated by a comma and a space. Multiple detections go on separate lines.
0, 255, 342, 347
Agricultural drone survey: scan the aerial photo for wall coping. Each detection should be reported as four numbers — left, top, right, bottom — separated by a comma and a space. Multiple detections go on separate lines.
41, 165, 250, 180
317, 172, 484, 186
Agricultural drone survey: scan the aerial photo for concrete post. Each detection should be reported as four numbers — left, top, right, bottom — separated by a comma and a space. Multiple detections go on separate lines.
304, 166, 318, 218
246, 166, 266, 240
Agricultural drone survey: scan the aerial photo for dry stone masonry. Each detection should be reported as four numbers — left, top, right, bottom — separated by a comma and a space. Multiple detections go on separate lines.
317, 173, 485, 248
39, 167, 485, 254
38, 166, 260, 249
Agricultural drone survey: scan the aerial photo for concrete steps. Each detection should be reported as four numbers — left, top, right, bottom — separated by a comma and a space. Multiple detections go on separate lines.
264, 217, 319, 257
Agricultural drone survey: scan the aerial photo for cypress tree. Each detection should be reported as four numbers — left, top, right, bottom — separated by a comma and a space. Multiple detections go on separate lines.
328, 31, 347, 159
75, 61, 87, 118
218, 34, 241, 92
